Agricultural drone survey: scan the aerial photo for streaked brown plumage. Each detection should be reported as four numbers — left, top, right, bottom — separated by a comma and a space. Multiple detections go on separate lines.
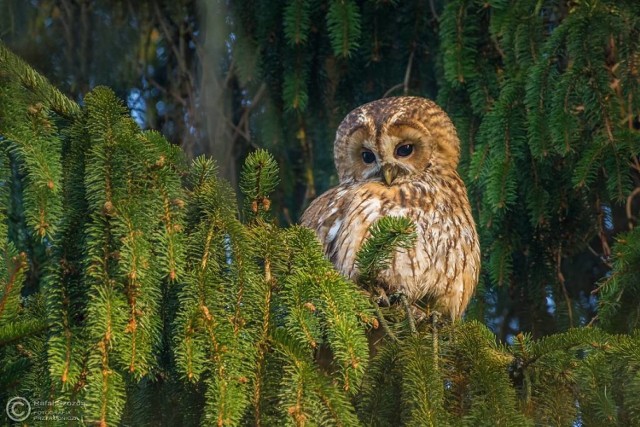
300, 96, 480, 319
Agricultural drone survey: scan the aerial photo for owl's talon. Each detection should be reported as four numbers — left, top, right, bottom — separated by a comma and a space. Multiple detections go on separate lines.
388, 292, 404, 305
374, 288, 390, 307
429, 310, 443, 326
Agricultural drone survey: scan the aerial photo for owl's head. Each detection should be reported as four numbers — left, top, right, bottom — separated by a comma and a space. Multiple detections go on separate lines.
334, 96, 461, 185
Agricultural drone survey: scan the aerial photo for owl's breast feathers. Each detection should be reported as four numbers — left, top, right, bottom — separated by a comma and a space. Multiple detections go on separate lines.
300, 171, 480, 319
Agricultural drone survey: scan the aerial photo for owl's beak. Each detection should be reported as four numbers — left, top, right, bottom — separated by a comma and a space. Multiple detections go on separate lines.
382, 165, 397, 186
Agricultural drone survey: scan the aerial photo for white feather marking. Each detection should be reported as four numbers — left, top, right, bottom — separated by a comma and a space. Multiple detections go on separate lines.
387, 111, 404, 124
327, 218, 343, 243
461, 226, 474, 243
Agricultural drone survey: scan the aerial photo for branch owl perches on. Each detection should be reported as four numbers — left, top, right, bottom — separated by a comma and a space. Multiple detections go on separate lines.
301, 96, 480, 319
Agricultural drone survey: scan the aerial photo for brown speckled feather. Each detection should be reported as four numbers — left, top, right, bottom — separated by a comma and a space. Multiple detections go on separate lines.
300, 97, 480, 319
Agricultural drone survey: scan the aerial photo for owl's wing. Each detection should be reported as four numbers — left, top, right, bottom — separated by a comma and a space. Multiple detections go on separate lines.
299, 186, 346, 247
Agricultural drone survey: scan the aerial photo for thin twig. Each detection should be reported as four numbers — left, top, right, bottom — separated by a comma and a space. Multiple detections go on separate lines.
372, 301, 398, 343
383, 50, 415, 97
586, 314, 599, 327
402, 50, 414, 95
142, 43, 189, 108
625, 186, 640, 229
383, 83, 404, 98
556, 246, 574, 328
154, 3, 186, 75
231, 83, 267, 142
428, 0, 440, 21
400, 294, 417, 335
586, 244, 613, 269
431, 310, 440, 369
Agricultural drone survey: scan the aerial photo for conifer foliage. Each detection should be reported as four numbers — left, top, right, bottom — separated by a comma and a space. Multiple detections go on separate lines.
436, 0, 640, 335
0, 41, 373, 426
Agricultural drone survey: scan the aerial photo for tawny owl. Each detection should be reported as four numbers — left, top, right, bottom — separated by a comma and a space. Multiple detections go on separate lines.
300, 96, 480, 319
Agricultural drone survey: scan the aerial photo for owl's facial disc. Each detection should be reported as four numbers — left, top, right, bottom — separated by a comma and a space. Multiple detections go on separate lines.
343, 121, 434, 184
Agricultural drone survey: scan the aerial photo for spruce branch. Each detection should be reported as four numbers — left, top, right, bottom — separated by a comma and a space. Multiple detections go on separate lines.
44, 116, 90, 388
0, 85, 64, 240
356, 339, 402, 424
355, 216, 417, 340
0, 41, 81, 118
0, 318, 48, 346
452, 321, 530, 425
399, 335, 447, 426
272, 328, 361, 426
281, 226, 371, 394
400, 294, 417, 335
284, 0, 312, 46
240, 149, 280, 219
355, 216, 417, 287
187, 155, 219, 190
283, 68, 310, 111
326, 0, 362, 58
371, 301, 398, 343
313, 269, 370, 394
0, 250, 28, 319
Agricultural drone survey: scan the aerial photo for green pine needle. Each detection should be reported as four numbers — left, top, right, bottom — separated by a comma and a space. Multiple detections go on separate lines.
355, 216, 417, 287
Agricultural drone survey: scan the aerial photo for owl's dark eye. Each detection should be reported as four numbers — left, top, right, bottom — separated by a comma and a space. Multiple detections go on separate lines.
396, 144, 414, 157
362, 150, 376, 164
